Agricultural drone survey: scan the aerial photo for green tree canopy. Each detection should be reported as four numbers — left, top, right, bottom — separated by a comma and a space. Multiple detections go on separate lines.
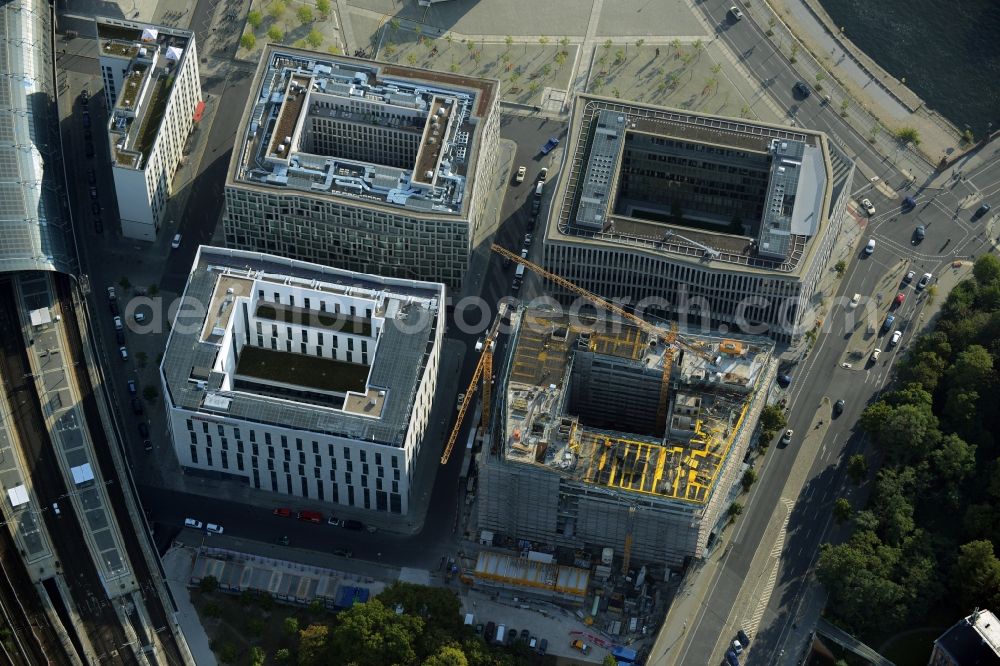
327, 599, 423, 666
423, 645, 468, 666
953, 540, 1000, 610
299, 624, 329, 666
973, 254, 1000, 287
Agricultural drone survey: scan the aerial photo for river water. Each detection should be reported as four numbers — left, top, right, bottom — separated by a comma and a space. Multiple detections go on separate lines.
817, 0, 1000, 136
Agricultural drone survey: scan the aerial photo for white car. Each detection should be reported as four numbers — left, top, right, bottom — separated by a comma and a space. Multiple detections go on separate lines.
870, 348, 882, 363
171, 233, 182, 249
113, 316, 123, 330
184, 518, 203, 529
849, 293, 860, 309
732, 639, 744, 654
206, 523, 224, 534
890, 330, 902, 347
119, 346, 129, 361
515, 165, 526, 184
729, 5, 744, 20
781, 429, 793, 444
860, 198, 875, 216
457, 393, 465, 410
917, 272, 932, 290
864, 238, 875, 255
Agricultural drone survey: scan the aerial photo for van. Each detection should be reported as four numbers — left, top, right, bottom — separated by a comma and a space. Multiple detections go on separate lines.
864, 238, 875, 255
515, 265, 526, 280
534, 181, 544, 197
495, 625, 506, 644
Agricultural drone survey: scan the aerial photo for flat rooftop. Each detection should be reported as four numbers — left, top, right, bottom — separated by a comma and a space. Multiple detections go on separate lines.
501, 309, 773, 505
549, 96, 853, 277
230, 46, 498, 217
162, 247, 444, 447
98, 18, 193, 171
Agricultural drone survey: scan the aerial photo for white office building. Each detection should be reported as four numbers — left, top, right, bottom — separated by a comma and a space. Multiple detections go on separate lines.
159, 247, 445, 516
97, 18, 202, 241
224, 46, 500, 290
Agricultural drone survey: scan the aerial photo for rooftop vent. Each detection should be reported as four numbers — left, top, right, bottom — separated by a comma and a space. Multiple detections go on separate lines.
424, 170, 434, 179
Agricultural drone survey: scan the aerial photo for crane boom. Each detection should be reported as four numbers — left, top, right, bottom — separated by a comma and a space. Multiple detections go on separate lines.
439, 303, 509, 465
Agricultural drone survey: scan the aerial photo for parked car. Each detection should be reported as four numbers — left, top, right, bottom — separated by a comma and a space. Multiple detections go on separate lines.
725, 649, 740, 666
520, 629, 530, 642
276, 536, 290, 545
297, 510, 323, 523
917, 272, 933, 290
538, 167, 548, 182
327, 516, 341, 526
171, 233, 182, 249
273, 507, 292, 517
206, 523, 224, 534
732, 639, 744, 654
184, 518, 203, 529
143, 439, 152, 451
890, 330, 902, 347
113, 316, 123, 330
538, 638, 548, 654
82, 110, 91, 128
903, 270, 915, 284
571, 639, 590, 654
89, 186, 98, 200
342, 519, 364, 531
540, 138, 560, 155
91, 201, 100, 215
870, 348, 882, 363
457, 392, 465, 410
893, 292, 906, 307
107, 286, 117, 302
515, 165, 526, 183
115, 330, 125, 345
729, 5, 744, 20
860, 198, 875, 216
119, 346, 128, 361
864, 238, 875, 255
737, 630, 750, 647
776, 374, 792, 388
127, 379, 137, 395
882, 313, 896, 333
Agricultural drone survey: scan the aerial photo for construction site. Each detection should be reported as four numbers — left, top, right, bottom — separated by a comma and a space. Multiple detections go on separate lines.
475, 305, 777, 575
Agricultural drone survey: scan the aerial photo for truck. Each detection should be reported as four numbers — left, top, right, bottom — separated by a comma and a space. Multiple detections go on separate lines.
612, 646, 638, 663
540, 137, 560, 154
571, 639, 591, 654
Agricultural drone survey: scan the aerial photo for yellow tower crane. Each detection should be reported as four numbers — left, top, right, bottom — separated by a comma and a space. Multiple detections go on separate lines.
439, 303, 509, 465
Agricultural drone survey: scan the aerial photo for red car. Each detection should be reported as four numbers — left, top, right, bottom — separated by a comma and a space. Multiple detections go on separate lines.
272, 507, 292, 518
894, 292, 905, 306
297, 510, 323, 524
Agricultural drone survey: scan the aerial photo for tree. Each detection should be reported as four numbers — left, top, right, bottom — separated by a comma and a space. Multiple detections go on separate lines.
926, 284, 938, 304
384, 42, 396, 56
241, 32, 256, 50
560, 36, 569, 49
948, 345, 993, 392
615, 49, 625, 64
895, 127, 921, 145
249, 646, 265, 666
603, 38, 613, 51
741, 468, 757, 491
444, 33, 453, 46
833, 498, 852, 524
423, 645, 469, 666
284, 616, 300, 636
847, 454, 868, 485
766, 17, 776, 35
834, 259, 846, 277
198, 576, 218, 593
327, 599, 423, 666
247, 10, 263, 29
953, 540, 1000, 610
555, 51, 567, 67
602, 656, 618, 666
306, 28, 323, 49
142, 384, 158, 403
267, 26, 284, 43
389, 18, 400, 32
711, 62, 722, 74
973, 254, 1000, 287
860, 401, 939, 463
539, 35, 549, 47
218, 642, 239, 664
840, 98, 850, 116
297, 5, 312, 24
789, 43, 798, 62
759, 404, 787, 435
693, 38, 704, 54
504, 35, 513, 49
246, 617, 265, 637
298, 624, 330, 666
815, 71, 826, 90
927, 433, 976, 486
315, 0, 330, 17
728, 502, 743, 519
268, 0, 286, 20
407, 53, 418, 66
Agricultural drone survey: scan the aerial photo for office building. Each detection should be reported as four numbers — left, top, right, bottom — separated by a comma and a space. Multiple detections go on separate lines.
542, 95, 856, 343
160, 247, 445, 516
477, 307, 776, 569
97, 17, 202, 241
224, 46, 500, 290
930, 609, 1000, 666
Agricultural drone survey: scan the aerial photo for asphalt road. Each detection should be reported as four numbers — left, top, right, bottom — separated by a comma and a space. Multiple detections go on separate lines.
673, 4, 1000, 665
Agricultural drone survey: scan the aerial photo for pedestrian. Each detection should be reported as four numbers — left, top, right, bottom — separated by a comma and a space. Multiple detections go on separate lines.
655, 47, 660, 57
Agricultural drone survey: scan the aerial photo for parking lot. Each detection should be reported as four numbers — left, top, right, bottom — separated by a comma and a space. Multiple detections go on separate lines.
459, 589, 617, 663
